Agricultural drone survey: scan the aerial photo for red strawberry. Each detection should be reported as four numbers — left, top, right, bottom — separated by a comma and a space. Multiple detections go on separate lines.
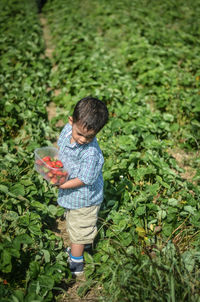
47, 172, 53, 178
59, 177, 66, 185
56, 170, 63, 176
62, 171, 68, 177
42, 156, 51, 162
50, 177, 58, 185
45, 161, 54, 168
51, 161, 57, 168
53, 170, 59, 175
55, 160, 63, 168
51, 169, 57, 175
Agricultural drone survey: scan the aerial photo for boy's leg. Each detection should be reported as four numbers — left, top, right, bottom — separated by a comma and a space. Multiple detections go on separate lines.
66, 206, 100, 248
67, 244, 85, 275
71, 243, 84, 257
66, 205, 100, 275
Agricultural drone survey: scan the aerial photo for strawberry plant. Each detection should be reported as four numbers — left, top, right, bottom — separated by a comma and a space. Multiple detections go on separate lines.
1, 0, 200, 300
43, 0, 200, 300
0, 1, 70, 301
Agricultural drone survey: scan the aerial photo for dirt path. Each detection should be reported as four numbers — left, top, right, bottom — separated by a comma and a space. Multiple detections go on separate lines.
39, 13, 99, 302
40, 15, 63, 126
168, 148, 199, 183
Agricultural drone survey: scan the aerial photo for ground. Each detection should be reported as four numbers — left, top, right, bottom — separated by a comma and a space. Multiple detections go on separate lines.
168, 148, 198, 183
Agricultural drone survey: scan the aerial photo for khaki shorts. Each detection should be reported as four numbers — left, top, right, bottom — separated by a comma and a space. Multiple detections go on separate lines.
65, 205, 100, 245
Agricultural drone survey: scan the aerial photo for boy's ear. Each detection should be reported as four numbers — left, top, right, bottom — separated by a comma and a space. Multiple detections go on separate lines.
68, 116, 73, 125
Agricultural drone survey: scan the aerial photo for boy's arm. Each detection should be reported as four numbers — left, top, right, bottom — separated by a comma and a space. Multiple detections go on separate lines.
59, 177, 85, 189
59, 152, 103, 189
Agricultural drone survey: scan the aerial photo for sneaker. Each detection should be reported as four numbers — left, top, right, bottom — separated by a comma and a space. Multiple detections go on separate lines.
69, 259, 84, 276
65, 247, 84, 276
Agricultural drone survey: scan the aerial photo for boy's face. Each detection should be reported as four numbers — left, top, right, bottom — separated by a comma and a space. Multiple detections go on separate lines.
69, 117, 96, 145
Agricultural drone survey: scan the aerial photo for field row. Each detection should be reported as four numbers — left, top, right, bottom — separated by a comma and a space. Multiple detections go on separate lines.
0, 1, 69, 301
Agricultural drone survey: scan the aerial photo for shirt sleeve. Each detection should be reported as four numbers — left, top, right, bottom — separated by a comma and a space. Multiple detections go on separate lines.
57, 124, 70, 147
77, 155, 103, 185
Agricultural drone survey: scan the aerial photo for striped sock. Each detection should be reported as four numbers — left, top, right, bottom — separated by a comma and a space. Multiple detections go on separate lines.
70, 253, 84, 263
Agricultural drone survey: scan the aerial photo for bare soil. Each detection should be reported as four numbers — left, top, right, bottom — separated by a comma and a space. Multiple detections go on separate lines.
168, 148, 198, 183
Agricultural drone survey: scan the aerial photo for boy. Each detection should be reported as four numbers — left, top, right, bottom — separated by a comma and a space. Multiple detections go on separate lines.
57, 96, 109, 275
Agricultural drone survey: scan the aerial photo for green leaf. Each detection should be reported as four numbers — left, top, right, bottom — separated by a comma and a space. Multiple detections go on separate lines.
84, 252, 94, 264
163, 113, 174, 122
0, 184, 9, 194
157, 209, 167, 220
29, 223, 42, 236
48, 204, 58, 216
41, 249, 51, 263
31, 201, 47, 212
11, 290, 24, 302
20, 179, 33, 186
4, 211, 18, 221
184, 205, 195, 215
0, 250, 12, 273
162, 224, 173, 237
156, 175, 170, 189
13, 234, 33, 251
168, 198, 178, 207
10, 184, 25, 196
135, 205, 146, 216
135, 227, 146, 238
120, 232, 132, 246
190, 212, 200, 227
55, 206, 65, 216
145, 183, 159, 195
37, 275, 54, 290
29, 261, 40, 279
182, 251, 195, 273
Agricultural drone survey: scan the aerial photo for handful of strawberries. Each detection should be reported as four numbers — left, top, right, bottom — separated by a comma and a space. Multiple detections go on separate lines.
35, 155, 68, 186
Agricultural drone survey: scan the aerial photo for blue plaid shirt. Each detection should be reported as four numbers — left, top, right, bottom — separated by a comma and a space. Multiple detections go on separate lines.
57, 123, 104, 209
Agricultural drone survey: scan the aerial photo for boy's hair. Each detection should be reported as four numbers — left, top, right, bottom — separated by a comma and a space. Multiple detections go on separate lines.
72, 96, 109, 133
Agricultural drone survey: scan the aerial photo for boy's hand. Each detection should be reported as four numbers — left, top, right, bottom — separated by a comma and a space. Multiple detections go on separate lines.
59, 178, 85, 189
